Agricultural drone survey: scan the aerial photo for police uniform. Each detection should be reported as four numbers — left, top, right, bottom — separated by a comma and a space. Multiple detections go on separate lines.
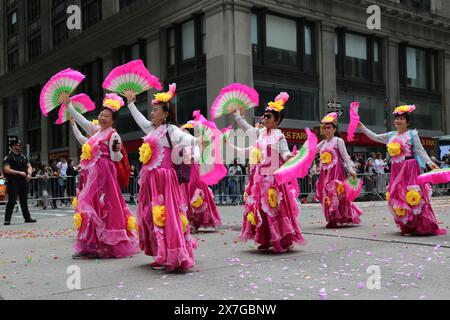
3, 145, 34, 224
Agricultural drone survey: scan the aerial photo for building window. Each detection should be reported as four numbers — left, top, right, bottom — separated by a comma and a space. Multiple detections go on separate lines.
82, 0, 102, 29
182, 20, 195, 61
168, 28, 175, 66
265, 14, 297, 67
52, 0, 68, 46
28, 35, 42, 59
8, 49, 19, 71
176, 87, 207, 125
27, 0, 40, 22
119, 0, 138, 9
254, 85, 319, 122
251, 11, 316, 73
400, 45, 439, 92
399, 0, 431, 11
335, 30, 383, 83
166, 15, 206, 76
79, 58, 103, 104
7, 11, 18, 36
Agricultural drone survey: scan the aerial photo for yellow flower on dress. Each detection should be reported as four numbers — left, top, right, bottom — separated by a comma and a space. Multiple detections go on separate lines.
74, 213, 82, 230
81, 143, 92, 161
386, 192, 389, 201
127, 216, 137, 232
139, 142, 152, 165
247, 212, 257, 226
321, 152, 332, 165
394, 207, 407, 217
387, 142, 401, 157
180, 213, 189, 233
267, 188, 278, 208
191, 195, 204, 208
267, 100, 284, 112
406, 189, 421, 206
92, 119, 99, 126
326, 196, 331, 207
72, 197, 78, 209
249, 147, 261, 166
153, 205, 166, 227
337, 183, 345, 196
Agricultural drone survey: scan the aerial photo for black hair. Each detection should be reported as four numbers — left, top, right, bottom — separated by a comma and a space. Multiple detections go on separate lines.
154, 101, 177, 126
394, 113, 411, 125
266, 109, 284, 126
100, 107, 119, 127
323, 122, 341, 137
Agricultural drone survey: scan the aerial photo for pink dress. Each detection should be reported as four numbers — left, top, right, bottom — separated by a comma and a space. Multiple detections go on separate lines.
361, 125, 447, 236
75, 128, 139, 258
239, 128, 305, 252
136, 126, 197, 271
181, 164, 221, 230
315, 137, 363, 226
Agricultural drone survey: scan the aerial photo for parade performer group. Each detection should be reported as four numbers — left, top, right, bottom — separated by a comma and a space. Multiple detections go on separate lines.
35, 60, 447, 273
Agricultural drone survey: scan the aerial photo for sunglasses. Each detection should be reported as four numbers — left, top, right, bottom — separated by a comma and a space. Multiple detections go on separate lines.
262, 114, 273, 119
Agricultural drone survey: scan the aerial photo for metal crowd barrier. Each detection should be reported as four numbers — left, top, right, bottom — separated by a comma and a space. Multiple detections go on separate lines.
0, 173, 448, 209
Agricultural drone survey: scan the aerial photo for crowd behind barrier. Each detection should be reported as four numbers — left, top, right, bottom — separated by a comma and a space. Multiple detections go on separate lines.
0, 173, 448, 208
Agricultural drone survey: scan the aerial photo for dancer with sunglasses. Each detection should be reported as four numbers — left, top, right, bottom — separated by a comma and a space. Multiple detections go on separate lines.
359, 105, 446, 236
315, 113, 363, 228
233, 92, 305, 253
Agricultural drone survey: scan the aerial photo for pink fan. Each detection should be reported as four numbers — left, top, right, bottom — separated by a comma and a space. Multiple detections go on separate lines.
418, 168, 450, 185
344, 176, 363, 202
193, 111, 227, 185
56, 94, 96, 125
102, 59, 162, 96
347, 102, 360, 142
211, 83, 259, 120
274, 128, 318, 185
40, 68, 86, 116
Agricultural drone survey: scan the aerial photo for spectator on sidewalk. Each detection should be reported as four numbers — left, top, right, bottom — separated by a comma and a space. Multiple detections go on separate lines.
66, 159, 79, 199
56, 158, 68, 206
228, 159, 243, 205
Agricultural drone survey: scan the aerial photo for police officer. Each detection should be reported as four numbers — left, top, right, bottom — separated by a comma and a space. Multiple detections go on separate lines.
3, 138, 36, 225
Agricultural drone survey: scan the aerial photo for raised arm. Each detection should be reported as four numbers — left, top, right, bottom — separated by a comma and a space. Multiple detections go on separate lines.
68, 103, 98, 136
279, 135, 293, 162
127, 102, 152, 134
70, 118, 88, 145
359, 123, 391, 145
337, 138, 356, 175
412, 130, 433, 166
235, 110, 258, 135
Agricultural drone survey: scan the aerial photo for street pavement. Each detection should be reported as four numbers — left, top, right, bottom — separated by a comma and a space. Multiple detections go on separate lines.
0, 198, 449, 300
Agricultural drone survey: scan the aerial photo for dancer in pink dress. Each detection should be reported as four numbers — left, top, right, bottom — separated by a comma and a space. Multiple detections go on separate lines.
359, 105, 446, 236
125, 85, 197, 271
67, 94, 139, 259
315, 113, 363, 228
234, 92, 305, 253
179, 122, 222, 233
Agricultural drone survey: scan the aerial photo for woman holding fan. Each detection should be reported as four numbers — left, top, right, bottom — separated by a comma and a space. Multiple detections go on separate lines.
124, 85, 198, 271
315, 113, 363, 228
359, 105, 446, 236
233, 92, 305, 253
66, 93, 139, 259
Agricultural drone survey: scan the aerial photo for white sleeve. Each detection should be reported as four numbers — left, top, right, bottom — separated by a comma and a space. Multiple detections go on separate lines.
108, 132, 123, 162
412, 130, 433, 165
337, 138, 356, 175
68, 103, 98, 136
127, 102, 152, 134
170, 125, 196, 146
279, 135, 293, 162
235, 112, 257, 135
359, 123, 391, 145
71, 122, 88, 145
